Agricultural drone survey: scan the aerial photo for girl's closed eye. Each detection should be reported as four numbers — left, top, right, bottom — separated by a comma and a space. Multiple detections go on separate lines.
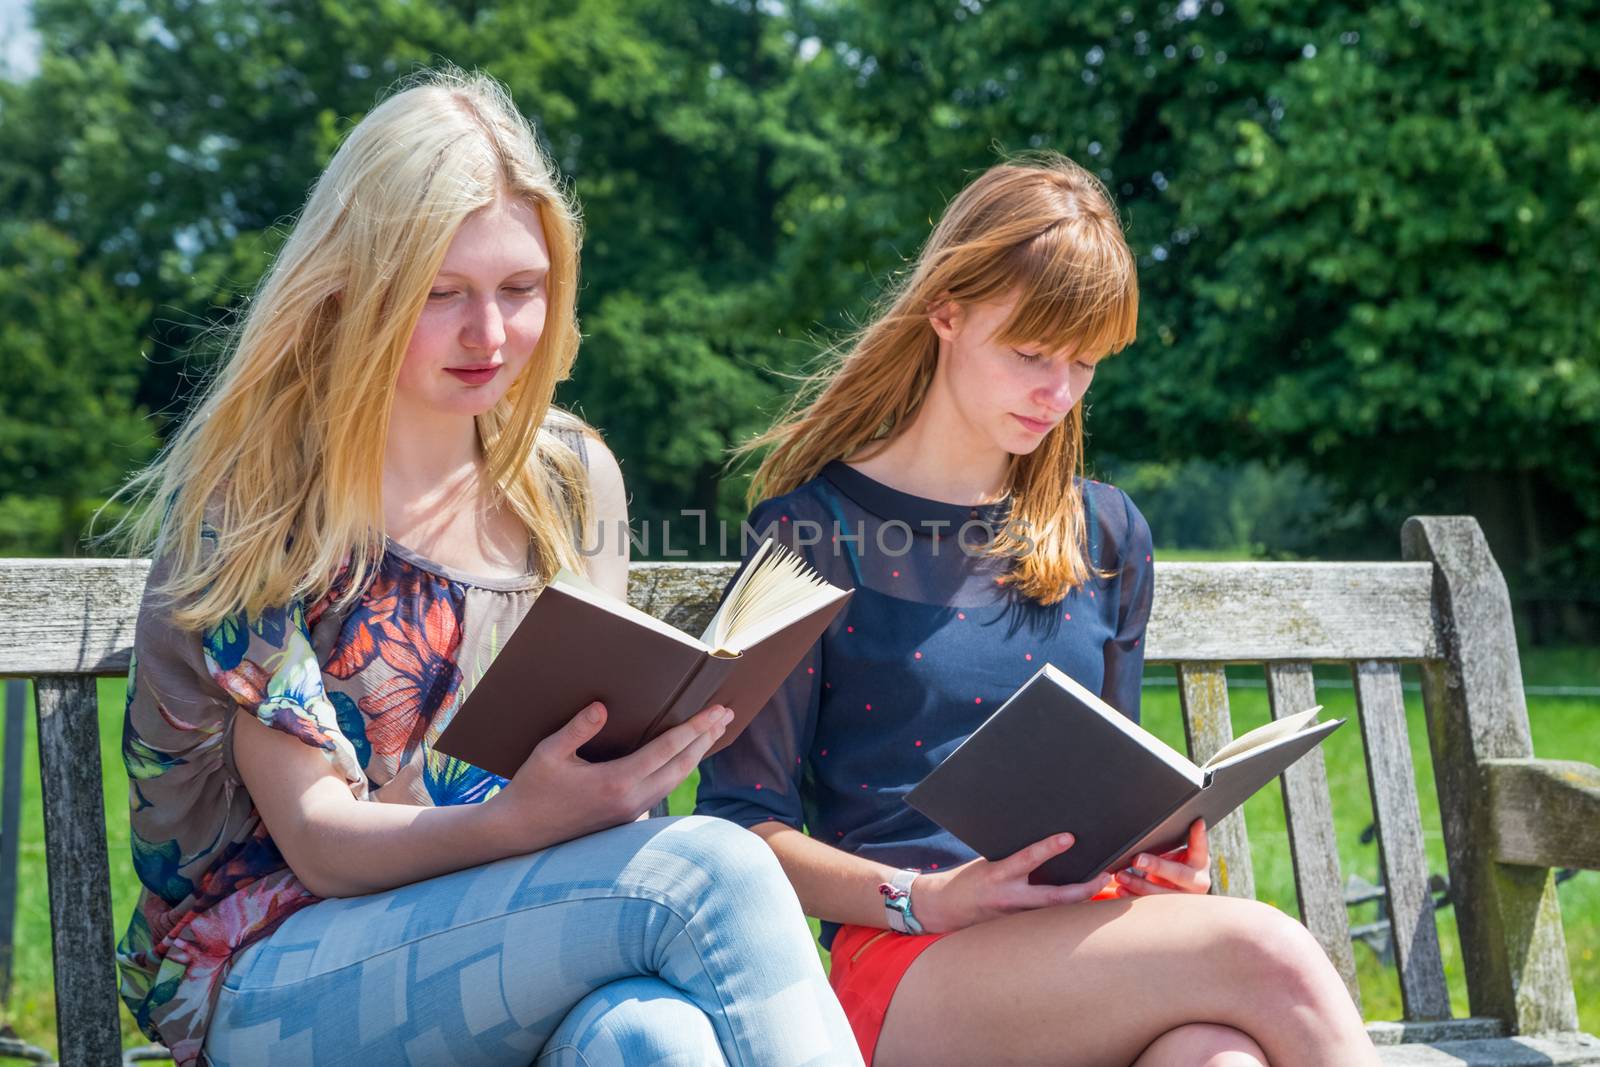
1013, 349, 1044, 364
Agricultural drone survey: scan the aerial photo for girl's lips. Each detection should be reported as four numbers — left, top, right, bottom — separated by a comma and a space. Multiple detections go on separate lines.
1013, 413, 1055, 434
446, 365, 500, 386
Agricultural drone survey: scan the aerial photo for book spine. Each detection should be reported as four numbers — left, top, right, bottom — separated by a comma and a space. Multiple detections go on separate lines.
636, 652, 716, 746
1094, 785, 1206, 878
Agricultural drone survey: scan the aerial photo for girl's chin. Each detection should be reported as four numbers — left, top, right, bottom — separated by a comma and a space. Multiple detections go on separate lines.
1000, 431, 1052, 456
401, 390, 508, 421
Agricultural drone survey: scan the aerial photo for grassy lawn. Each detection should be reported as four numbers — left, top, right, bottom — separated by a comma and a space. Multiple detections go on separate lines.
2, 650, 1596, 1056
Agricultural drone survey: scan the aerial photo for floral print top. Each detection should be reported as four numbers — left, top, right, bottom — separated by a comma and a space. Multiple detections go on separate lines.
117, 439, 586, 1065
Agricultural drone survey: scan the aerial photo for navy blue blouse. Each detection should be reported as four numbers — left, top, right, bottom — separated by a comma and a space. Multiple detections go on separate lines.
695, 460, 1155, 948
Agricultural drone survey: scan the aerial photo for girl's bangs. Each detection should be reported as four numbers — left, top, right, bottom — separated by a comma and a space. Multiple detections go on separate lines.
994, 220, 1138, 361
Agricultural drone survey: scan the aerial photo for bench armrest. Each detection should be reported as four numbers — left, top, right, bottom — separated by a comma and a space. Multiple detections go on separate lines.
1486, 758, 1600, 870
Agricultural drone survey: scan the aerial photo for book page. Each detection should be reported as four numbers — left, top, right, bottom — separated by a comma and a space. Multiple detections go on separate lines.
700, 539, 773, 649
1203, 706, 1323, 769
701, 540, 842, 653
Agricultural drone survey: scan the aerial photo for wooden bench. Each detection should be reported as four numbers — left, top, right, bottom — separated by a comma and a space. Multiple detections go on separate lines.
1, 515, 1597, 1066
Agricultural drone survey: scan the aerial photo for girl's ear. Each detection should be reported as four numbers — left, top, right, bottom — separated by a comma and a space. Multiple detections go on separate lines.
927, 298, 963, 343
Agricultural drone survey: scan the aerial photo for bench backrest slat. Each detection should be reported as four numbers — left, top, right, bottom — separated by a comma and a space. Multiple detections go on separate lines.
34, 675, 124, 1067
0, 559, 1443, 678
1353, 660, 1452, 1020
1176, 663, 1256, 900
1266, 662, 1363, 1011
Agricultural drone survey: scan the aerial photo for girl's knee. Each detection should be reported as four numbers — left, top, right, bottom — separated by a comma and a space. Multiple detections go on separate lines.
663, 815, 787, 889
1136, 1022, 1267, 1067
1214, 899, 1340, 1002
538, 977, 723, 1067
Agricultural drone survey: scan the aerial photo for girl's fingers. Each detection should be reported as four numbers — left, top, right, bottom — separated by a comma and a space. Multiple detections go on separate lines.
1120, 852, 1210, 894
1114, 869, 1186, 896
1003, 871, 1114, 912
1186, 819, 1210, 870
997, 832, 1076, 880
635, 714, 726, 802
538, 702, 608, 762
1045, 873, 1116, 906
621, 705, 731, 776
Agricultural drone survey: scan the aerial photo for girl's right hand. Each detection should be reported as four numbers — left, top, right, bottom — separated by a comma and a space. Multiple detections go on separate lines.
911, 833, 1114, 933
490, 701, 733, 852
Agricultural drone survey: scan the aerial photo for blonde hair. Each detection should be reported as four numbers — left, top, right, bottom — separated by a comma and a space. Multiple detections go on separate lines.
117, 69, 591, 629
744, 155, 1138, 602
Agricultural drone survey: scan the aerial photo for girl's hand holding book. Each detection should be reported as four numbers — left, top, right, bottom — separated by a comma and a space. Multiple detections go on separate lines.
1107, 820, 1212, 898
489, 701, 733, 852
911, 832, 1116, 933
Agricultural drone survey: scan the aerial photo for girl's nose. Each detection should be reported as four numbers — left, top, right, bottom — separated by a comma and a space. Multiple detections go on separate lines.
462, 298, 506, 351
1037, 366, 1081, 413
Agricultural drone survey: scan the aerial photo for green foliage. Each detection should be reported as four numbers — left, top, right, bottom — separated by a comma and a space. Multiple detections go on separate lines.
0, 221, 154, 550
0, 0, 1595, 608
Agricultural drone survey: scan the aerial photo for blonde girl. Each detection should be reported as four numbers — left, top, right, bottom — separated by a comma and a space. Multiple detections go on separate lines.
114, 70, 859, 1067
697, 157, 1379, 1067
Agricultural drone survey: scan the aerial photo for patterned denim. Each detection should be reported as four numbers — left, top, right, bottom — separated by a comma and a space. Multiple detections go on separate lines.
202, 816, 861, 1067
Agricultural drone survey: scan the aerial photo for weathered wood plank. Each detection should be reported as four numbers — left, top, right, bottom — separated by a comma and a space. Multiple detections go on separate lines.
1354, 660, 1451, 1021
0, 679, 24, 1005
1176, 664, 1255, 899
34, 676, 123, 1067
1265, 661, 1361, 1010
1373, 1032, 1600, 1066
1403, 516, 1578, 1033
1147, 562, 1440, 662
1367, 1018, 1504, 1045
625, 561, 731, 635
0, 558, 1441, 677
1485, 758, 1600, 871
0, 558, 149, 677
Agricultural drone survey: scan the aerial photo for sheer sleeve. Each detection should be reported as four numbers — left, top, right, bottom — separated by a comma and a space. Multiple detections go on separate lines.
204, 598, 368, 798
1101, 487, 1155, 722
694, 494, 830, 831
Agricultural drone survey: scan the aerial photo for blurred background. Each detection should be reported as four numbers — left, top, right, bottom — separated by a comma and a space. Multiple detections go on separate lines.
1, 0, 1598, 638
0, 0, 1596, 1054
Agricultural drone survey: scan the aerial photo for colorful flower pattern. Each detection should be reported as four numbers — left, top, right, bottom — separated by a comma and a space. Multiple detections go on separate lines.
117, 543, 536, 1065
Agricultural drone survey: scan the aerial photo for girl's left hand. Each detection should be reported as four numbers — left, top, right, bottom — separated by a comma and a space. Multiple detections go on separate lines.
1109, 819, 1212, 896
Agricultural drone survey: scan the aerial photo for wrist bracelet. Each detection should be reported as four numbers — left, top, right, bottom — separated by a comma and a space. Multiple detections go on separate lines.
878, 868, 925, 935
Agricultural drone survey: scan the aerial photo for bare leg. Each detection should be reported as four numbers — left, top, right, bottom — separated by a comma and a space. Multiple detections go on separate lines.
1132, 1024, 1266, 1067
874, 894, 1376, 1067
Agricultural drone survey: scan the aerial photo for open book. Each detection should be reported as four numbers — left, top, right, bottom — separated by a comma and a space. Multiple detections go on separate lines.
905, 664, 1344, 885
435, 539, 852, 776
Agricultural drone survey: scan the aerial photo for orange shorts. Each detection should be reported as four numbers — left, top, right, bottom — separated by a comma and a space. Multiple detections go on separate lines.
827, 923, 951, 1063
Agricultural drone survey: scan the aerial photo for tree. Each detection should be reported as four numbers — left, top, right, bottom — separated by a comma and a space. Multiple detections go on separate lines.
0, 222, 154, 550
784, 0, 1600, 633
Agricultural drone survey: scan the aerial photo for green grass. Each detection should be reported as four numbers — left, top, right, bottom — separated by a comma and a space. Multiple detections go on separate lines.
4, 651, 1597, 1056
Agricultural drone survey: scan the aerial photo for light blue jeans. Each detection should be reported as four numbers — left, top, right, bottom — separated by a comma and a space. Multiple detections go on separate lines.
202, 816, 861, 1067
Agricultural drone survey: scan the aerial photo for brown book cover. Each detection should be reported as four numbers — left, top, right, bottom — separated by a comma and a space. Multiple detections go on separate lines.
905, 664, 1344, 885
435, 542, 851, 777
